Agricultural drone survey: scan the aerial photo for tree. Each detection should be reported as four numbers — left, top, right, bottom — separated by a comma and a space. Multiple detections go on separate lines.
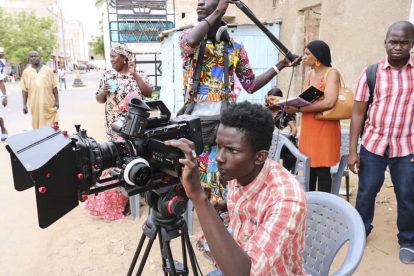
89, 35, 105, 58
0, 8, 56, 63
89, 20, 105, 59
95, 0, 116, 9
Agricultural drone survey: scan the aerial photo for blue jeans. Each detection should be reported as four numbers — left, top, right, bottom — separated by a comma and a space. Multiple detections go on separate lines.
59, 78, 66, 90
206, 270, 224, 276
356, 146, 414, 247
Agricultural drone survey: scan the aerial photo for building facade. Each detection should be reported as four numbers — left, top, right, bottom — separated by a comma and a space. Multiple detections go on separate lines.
0, 0, 68, 73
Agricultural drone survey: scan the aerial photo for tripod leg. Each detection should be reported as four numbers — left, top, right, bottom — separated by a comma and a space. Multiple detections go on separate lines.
158, 231, 168, 276
127, 233, 147, 276
181, 235, 188, 272
163, 241, 178, 276
136, 237, 156, 276
184, 233, 199, 276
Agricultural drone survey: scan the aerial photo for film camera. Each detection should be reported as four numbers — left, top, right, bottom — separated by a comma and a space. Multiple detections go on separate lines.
6, 98, 203, 228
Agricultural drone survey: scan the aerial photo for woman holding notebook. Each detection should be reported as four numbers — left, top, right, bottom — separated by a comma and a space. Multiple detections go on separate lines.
284, 40, 341, 193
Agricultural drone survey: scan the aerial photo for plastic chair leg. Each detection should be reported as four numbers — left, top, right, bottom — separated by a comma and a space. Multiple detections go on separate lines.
346, 176, 350, 202
130, 194, 140, 220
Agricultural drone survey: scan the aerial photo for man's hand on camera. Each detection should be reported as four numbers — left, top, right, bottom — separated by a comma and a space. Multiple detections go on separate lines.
164, 138, 204, 201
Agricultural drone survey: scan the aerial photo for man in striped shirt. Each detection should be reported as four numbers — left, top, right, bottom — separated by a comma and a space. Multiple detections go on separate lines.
166, 101, 308, 275
348, 21, 414, 264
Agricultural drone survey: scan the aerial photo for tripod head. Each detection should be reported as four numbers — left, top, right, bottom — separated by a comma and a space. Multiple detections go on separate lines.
145, 179, 188, 220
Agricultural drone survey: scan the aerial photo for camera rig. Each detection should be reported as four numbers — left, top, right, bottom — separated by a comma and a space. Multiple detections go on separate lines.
6, 98, 204, 228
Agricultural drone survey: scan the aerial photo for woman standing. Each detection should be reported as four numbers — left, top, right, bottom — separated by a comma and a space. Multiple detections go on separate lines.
96, 43, 153, 141
285, 40, 340, 192
86, 43, 153, 221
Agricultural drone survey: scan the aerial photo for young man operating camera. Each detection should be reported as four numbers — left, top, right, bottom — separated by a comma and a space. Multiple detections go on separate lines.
166, 102, 308, 276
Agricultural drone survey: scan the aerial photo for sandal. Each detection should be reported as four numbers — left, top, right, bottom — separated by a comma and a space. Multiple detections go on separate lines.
195, 235, 205, 251
203, 249, 218, 268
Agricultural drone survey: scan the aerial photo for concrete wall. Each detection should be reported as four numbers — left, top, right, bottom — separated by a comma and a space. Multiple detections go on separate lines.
235, 0, 412, 95
174, 0, 412, 96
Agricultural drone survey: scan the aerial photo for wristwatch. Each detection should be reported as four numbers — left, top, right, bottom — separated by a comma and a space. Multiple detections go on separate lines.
297, 106, 301, 113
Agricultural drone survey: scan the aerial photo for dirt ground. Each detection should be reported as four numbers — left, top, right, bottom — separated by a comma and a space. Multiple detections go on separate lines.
0, 72, 413, 275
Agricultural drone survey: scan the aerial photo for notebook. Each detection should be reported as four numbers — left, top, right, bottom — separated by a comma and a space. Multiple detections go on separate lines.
274, 86, 324, 107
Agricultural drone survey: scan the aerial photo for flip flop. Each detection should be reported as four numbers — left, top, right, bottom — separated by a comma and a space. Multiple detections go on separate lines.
1, 133, 8, 141
195, 235, 205, 251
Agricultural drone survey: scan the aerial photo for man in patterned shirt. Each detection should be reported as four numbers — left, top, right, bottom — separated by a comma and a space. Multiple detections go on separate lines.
348, 21, 414, 264
179, 0, 300, 204
166, 101, 308, 275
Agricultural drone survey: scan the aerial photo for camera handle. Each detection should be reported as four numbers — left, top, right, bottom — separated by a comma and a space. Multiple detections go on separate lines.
235, 1, 297, 62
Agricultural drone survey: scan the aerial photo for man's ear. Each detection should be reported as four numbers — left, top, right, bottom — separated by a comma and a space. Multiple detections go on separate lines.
254, 150, 268, 165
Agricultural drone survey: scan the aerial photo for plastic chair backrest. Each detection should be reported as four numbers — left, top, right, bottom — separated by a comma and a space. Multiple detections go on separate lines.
269, 133, 310, 191
303, 192, 366, 276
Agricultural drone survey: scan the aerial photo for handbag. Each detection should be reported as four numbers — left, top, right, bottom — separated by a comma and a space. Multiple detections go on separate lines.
177, 39, 232, 146
314, 68, 354, 120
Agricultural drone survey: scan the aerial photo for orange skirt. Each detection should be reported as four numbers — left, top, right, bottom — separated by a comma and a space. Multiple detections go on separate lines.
299, 112, 340, 168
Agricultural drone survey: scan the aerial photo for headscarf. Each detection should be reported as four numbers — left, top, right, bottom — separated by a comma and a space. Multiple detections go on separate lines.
306, 40, 332, 67
111, 43, 133, 61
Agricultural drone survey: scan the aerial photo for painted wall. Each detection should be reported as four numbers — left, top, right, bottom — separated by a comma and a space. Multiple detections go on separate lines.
160, 24, 280, 114
174, 0, 412, 97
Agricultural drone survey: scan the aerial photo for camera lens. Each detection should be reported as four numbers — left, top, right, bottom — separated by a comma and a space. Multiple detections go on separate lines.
124, 158, 152, 186
128, 163, 152, 186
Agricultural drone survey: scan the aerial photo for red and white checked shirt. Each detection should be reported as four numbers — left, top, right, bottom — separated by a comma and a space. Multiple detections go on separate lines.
355, 56, 414, 157
227, 159, 308, 276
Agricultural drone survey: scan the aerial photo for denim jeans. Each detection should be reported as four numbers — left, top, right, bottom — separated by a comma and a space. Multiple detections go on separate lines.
206, 270, 224, 276
356, 146, 414, 247
59, 78, 66, 90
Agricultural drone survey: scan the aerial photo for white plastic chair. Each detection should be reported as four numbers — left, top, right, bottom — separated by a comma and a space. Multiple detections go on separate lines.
269, 132, 310, 191
303, 192, 366, 276
330, 129, 350, 201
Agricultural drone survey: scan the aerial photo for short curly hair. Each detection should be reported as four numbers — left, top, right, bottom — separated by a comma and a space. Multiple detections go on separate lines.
220, 101, 274, 153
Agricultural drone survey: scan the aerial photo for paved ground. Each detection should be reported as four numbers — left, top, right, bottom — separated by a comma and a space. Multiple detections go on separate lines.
0, 71, 412, 275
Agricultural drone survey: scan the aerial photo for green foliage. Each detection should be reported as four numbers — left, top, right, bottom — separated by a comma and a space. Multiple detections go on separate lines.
89, 35, 105, 58
0, 8, 56, 62
89, 20, 105, 59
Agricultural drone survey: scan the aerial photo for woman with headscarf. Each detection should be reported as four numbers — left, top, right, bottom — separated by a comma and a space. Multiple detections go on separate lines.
85, 43, 153, 221
96, 43, 153, 141
284, 40, 341, 193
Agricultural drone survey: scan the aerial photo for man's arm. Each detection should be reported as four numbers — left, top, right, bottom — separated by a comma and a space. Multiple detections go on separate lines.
348, 101, 368, 174
0, 80, 6, 107
53, 87, 59, 110
251, 61, 287, 93
287, 120, 297, 137
186, 0, 232, 47
22, 90, 28, 114
165, 139, 251, 276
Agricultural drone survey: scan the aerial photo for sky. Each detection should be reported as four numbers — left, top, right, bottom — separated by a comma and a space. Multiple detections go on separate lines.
59, 0, 104, 41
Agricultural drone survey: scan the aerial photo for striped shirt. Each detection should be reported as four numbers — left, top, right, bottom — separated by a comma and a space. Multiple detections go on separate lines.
227, 159, 308, 276
355, 56, 414, 158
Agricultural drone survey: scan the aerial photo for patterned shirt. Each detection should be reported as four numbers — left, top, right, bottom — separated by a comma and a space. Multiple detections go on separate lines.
96, 69, 151, 141
355, 56, 414, 157
179, 28, 256, 104
227, 159, 308, 276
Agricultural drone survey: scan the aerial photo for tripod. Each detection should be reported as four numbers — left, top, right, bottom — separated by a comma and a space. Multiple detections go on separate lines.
127, 186, 200, 276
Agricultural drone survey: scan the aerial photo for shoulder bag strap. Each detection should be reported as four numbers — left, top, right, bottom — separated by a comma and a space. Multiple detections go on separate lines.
361, 63, 379, 137
190, 39, 207, 100
322, 68, 335, 87
223, 42, 230, 93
